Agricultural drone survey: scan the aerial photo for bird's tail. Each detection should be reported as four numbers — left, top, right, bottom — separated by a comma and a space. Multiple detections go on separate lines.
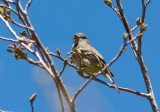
103, 70, 121, 94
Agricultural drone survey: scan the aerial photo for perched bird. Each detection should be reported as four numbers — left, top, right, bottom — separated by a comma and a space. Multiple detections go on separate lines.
71, 33, 120, 94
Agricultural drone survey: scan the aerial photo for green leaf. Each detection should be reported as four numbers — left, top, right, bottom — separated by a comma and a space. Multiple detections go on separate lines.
20, 30, 27, 36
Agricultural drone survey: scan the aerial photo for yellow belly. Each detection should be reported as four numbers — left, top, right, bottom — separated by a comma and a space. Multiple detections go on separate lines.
72, 53, 102, 73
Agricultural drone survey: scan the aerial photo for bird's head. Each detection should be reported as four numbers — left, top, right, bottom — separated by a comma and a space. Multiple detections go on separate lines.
73, 33, 89, 45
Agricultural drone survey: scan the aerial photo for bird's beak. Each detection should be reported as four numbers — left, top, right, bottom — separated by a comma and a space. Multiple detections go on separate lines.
74, 34, 79, 39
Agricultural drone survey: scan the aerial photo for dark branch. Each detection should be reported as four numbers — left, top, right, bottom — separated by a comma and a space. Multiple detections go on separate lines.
25, 0, 32, 11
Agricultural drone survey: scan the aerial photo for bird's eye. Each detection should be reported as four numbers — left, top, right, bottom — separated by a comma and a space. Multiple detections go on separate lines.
82, 36, 86, 39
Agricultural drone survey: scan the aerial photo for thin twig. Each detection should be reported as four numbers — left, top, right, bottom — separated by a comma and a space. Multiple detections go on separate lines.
2, 0, 9, 6
20, 43, 50, 71
56, 85, 65, 112
2, 0, 15, 4
15, 0, 34, 38
131, 25, 138, 32
11, 18, 33, 31
111, 6, 120, 17
72, 73, 100, 102
0, 14, 41, 63
137, 0, 149, 53
0, 4, 17, 14
37, 47, 49, 67
31, 102, 34, 112
0, 15, 34, 43
59, 62, 67, 76
0, 110, 14, 112
0, 15, 20, 40
27, 59, 43, 69
110, 6, 120, 17
116, 0, 138, 59
29, 93, 37, 112
102, 35, 139, 72
0, 3, 31, 38
0, 36, 18, 42
0, 35, 35, 43
0, 1, 27, 34
79, 74, 150, 98
104, 2, 120, 17
146, 0, 151, 6
25, 0, 32, 11
49, 51, 78, 70
142, 0, 147, 23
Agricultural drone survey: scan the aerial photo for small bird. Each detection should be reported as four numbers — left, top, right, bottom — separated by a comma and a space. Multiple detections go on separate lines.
71, 33, 120, 94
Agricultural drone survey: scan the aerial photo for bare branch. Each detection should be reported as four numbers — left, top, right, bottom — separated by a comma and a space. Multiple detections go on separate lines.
37, 47, 49, 67
102, 35, 139, 73
0, 36, 19, 42
49, 51, 79, 70
110, 6, 120, 17
142, 0, 146, 23
27, 58, 43, 69
146, 0, 151, 6
25, 0, 32, 11
138, 0, 150, 53
0, 4, 17, 14
56, 85, 65, 112
141, 0, 150, 23
29, 93, 37, 112
0, 15, 34, 43
59, 59, 67, 76
0, 15, 20, 40
116, 0, 138, 54
72, 73, 100, 102
0, 110, 13, 112
80, 74, 150, 98
0, 4, 31, 37
15, 1, 76, 111
0, 35, 35, 44
131, 25, 138, 32
115, 0, 159, 111
2, 0, 15, 4
104, 1, 120, 17
11, 18, 33, 31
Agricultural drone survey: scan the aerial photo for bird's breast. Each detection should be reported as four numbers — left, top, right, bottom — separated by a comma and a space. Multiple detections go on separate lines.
72, 53, 102, 73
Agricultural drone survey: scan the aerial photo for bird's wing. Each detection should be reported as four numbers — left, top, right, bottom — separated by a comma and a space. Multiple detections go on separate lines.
78, 43, 105, 63
78, 43, 114, 77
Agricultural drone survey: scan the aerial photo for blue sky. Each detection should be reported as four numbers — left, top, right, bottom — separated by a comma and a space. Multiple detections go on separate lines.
0, 0, 160, 112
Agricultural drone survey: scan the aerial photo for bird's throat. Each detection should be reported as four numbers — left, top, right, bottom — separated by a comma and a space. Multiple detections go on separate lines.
74, 43, 78, 47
